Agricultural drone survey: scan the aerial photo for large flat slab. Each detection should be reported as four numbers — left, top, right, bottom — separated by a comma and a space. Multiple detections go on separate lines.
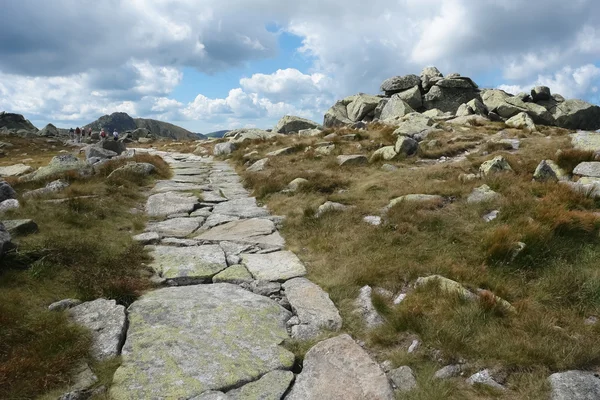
172, 168, 210, 176
153, 180, 210, 193
147, 245, 227, 284
146, 217, 204, 238
110, 284, 294, 399
211, 198, 270, 219
242, 251, 307, 282
146, 191, 199, 217
172, 175, 209, 184
196, 218, 285, 247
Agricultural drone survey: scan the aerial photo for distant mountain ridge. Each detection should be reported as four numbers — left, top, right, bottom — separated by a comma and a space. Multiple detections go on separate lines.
84, 112, 201, 140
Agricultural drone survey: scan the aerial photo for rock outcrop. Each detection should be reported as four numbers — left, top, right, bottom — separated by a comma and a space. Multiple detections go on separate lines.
274, 115, 321, 134
0, 112, 38, 133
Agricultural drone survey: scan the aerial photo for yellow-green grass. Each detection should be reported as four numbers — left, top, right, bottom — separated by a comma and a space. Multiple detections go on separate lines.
0, 150, 170, 399
226, 123, 600, 398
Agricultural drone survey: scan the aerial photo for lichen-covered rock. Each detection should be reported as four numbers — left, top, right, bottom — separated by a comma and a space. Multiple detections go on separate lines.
147, 244, 227, 285
67, 299, 127, 361
283, 277, 342, 340
146, 191, 199, 217
337, 155, 368, 166
146, 217, 204, 238
214, 142, 237, 156
392, 113, 434, 137
247, 158, 269, 172
380, 74, 421, 96
571, 131, 600, 152
108, 162, 155, 180
533, 160, 567, 182
196, 218, 285, 248
110, 284, 294, 400
548, 370, 600, 400
506, 112, 536, 131
228, 370, 294, 400
395, 136, 418, 156
479, 156, 513, 176
274, 115, 321, 134
84, 145, 118, 161
388, 366, 417, 392
379, 96, 415, 122
242, 251, 306, 282
212, 265, 253, 284
25, 154, 92, 181
467, 184, 500, 204
22, 179, 69, 199
288, 178, 308, 192
573, 162, 600, 178
285, 334, 395, 400
370, 146, 397, 162
0, 164, 34, 177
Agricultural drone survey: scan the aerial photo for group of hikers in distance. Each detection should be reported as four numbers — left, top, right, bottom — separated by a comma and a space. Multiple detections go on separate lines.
68, 126, 119, 143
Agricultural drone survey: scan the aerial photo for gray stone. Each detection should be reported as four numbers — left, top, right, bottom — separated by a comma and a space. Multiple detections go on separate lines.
549, 371, 600, 400
370, 146, 397, 162
214, 142, 237, 156
0, 163, 33, 177
152, 180, 209, 193
483, 210, 499, 222
420, 66, 443, 91
479, 156, 513, 176
323, 100, 353, 128
285, 334, 395, 400
67, 299, 127, 361
574, 162, 600, 178
315, 144, 335, 156
266, 147, 295, 157
379, 96, 415, 122
1, 219, 38, 236
283, 277, 342, 340
22, 179, 69, 199
0, 222, 10, 257
288, 178, 308, 192
48, 298, 82, 311
466, 369, 506, 391
242, 251, 306, 282
392, 113, 434, 137
552, 99, 600, 130
363, 216, 382, 225
212, 265, 253, 284
161, 238, 200, 247
353, 285, 384, 328
191, 208, 214, 218
247, 158, 269, 172
203, 214, 240, 230
133, 232, 161, 245
0, 199, 19, 212
110, 284, 294, 399
434, 365, 462, 380
249, 280, 282, 296
395, 136, 418, 156
274, 115, 321, 134
0, 180, 16, 203
146, 191, 199, 217
381, 164, 399, 172
388, 366, 417, 392
196, 219, 285, 248
380, 74, 421, 96
146, 217, 204, 238
385, 194, 443, 211
534, 160, 567, 182
227, 128, 279, 144
396, 86, 422, 110
298, 128, 322, 137
347, 94, 383, 121
506, 112, 536, 131
190, 391, 229, 400
108, 162, 155, 179
315, 201, 351, 217
84, 145, 118, 161
147, 245, 227, 285
467, 184, 500, 204
25, 154, 92, 181
423, 85, 479, 114
228, 370, 294, 400
571, 131, 600, 152
531, 86, 551, 102
337, 155, 368, 166
211, 198, 269, 219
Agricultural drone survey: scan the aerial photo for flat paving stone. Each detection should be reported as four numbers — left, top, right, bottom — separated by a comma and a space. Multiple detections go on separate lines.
203, 214, 240, 230
172, 175, 209, 184
147, 245, 227, 285
242, 251, 307, 282
172, 168, 210, 175
110, 284, 294, 399
196, 218, 285, 247
146, 217, 204, 238
211, 198, 270, 219
146, 191, 199, 217
153, 180, 210, 193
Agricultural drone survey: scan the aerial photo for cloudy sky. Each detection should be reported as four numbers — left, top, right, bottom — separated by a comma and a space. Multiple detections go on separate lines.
1, 0, 599, 134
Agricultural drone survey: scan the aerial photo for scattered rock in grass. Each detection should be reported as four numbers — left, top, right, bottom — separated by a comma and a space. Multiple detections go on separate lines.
0, 180, 16, 203
282, 277, 342, 340
315, 201, 352, 217
506, 112, 537, 131
467, 184, 500, 204
315, 144, 335, 155
108, 162, 155, 180
214, 142, 236, 156
298, 128, 322, 137
370, 146, 397, 162
0, 199, 19, 213
395, 136, 418, 156
483, 210, 499, 222
48, 298, 82, 311
381, 163, 399, 171
288, 177, 308, 192
534, 160, 568, 182
133, 231, 161, 245
0, 163, 33, 177
467, 369, 506, 391
285, 334, 395, 400
353, 285, 385, 328
246, 158, 269, 172
584, 316, 598, 326
459, 173, 479, 182
434, 364, 463, 380
407, 339, 420, 353
573, 162, 600, 178
388, 366, 417, 392
479, 156, 513, 177
274, 115, 321, 134
384, 194, 443, 212
363, 215, 382, 225
67, 299, 127, 361
337, 154, 368, 166
266, 147, 295, 157
22, 179, 69, 198
548, 370, 600, 400
1, 219, 38, 236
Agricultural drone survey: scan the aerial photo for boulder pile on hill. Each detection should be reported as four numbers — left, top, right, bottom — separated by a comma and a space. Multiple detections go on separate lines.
322, 67, 600, 131
0, 112, 39, 136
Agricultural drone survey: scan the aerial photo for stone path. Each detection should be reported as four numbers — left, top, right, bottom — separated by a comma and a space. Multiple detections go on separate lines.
102, 149, 396, 399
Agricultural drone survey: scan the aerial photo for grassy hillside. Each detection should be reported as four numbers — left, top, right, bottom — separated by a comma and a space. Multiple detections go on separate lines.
206, 122, 600, 399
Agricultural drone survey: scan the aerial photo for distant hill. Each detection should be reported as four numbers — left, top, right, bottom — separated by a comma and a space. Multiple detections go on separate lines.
204, 130, 230, 138
84, 112, 198, 140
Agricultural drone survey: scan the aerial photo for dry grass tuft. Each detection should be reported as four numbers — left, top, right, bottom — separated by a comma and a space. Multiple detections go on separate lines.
555, 149, 596, 173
